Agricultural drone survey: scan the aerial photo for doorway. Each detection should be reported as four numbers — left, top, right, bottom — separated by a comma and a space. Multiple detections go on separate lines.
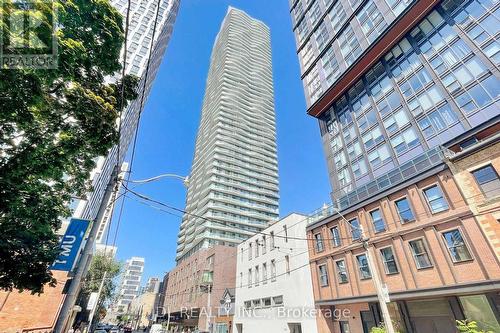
407, 299, 457, 333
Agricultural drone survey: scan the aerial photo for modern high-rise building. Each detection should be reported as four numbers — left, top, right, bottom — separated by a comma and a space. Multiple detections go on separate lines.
71, 0, 181, 228
175, 7, 280, 262
115, 257, 145, 314
290, 0, 499, 207
290, 0, 500, 332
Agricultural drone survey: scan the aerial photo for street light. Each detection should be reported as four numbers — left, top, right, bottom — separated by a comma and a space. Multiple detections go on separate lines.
126, 173, 190, 187
329, 205, 396, 333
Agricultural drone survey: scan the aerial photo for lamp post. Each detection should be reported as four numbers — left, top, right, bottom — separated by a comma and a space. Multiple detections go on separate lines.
127, 173, 189, 187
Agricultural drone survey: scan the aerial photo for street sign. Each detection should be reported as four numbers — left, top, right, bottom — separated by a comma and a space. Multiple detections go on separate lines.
51, 218, 90, 271
87, 292, 99, 310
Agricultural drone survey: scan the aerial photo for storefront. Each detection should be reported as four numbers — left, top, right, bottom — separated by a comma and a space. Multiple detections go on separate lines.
332, 293, 500, 333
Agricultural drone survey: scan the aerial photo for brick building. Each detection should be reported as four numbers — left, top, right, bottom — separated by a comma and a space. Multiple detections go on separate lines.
307, 127, 500, 333
288, 0, 500, 331
163, 246, 236, 332
0, 271, 69, 333
445, 124, 500, 259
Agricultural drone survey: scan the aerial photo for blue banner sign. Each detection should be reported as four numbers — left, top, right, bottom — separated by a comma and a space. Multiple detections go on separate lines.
51, 218, 90, 271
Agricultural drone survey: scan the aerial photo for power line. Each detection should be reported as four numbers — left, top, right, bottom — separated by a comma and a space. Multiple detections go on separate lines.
111, 0, 164, 249
122, 183, 500, 243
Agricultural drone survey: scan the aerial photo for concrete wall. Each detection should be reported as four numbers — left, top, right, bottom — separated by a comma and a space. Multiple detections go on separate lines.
233, 213, 318, 333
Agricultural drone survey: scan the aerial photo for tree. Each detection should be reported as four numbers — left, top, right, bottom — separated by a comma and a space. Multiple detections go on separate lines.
0, 0, 138, 293
80, 253, 122, 322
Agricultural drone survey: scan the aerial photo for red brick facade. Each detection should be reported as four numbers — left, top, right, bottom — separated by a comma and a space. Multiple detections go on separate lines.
0, 271, 69, 333
308, 167, 500, 333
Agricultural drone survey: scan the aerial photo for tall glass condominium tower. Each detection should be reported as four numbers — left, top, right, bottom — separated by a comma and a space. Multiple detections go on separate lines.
71, 0, 180, 224
176, 7, 279, 262
290, 0, 500, 208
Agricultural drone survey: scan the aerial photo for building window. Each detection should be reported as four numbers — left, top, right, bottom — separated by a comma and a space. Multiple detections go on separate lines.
262, 297, 272, 307
248, 268, 252, 287
314, 233, 325, 252
271, 259, 276, 281
356, 254, 372, 279
321, 47, 340, 85
262, 263, 268, 283
336, 259, 348, 283
296, 17, 310, 43
380, 247, 399, 274
350, 218, 362, 240
472, 165, 500, 198
255, 240, 259, 257
362, 126, 384, 150
338, 25, 362, 66
286, 255, 290, 274
249, 243, 252, 260
390, 127, 420, 155
329, 1, 347, 34
262, 235, 267, 254
357, 1, 387, 43
244, 301, 251, 309
340, 321, 351, 333
370, 209, 386, 233
417, 103, 459, 139
318, 264, 329, 286
307, 65, 323, 103
309, 1, 322, 25
330, 226, 342, 247
270, 231, 275, 250
284, 225, 288, 242
423, 185, 449, 213
315, 21, 330, 51
254, 266, 259, 286
272, 295, 284, 306
442, 229, 473, 262
395, 197, 415, 223
301, 41, 315, 69
368, 144, 391, 168
409, 239, 433, 269
252, 299, 261, 308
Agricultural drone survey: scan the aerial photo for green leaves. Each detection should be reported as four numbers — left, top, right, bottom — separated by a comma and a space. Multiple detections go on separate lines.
457, 320, 494, 333
0, 0, 138, 293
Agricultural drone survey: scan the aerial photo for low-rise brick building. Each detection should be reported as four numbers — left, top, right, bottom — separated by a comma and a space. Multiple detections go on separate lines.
307, 128, 500, 333
163, 245, 236, 332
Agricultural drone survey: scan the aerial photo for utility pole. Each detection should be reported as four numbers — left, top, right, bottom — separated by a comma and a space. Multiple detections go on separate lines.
360, 225, 395, 333
205, 285, 212, 333
332, 207, 395, 333
87, 271, 108, 331
55, 166, 119, 333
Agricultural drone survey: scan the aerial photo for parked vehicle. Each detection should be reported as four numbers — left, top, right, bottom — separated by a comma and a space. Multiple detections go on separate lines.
149, 324, 164, 333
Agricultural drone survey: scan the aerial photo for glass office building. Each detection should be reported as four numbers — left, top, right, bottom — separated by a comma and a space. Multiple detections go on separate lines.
290, 0, 500, 205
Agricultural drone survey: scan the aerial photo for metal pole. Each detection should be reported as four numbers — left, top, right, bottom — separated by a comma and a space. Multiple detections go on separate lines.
360, 226, 396, 333
166, 306, 171, 332
55, 166, 119, 333
206, 285, 211, 333
88, 271, 108, 331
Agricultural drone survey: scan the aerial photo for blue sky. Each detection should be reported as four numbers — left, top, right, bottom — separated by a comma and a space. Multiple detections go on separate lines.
109, 0, 331, 284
